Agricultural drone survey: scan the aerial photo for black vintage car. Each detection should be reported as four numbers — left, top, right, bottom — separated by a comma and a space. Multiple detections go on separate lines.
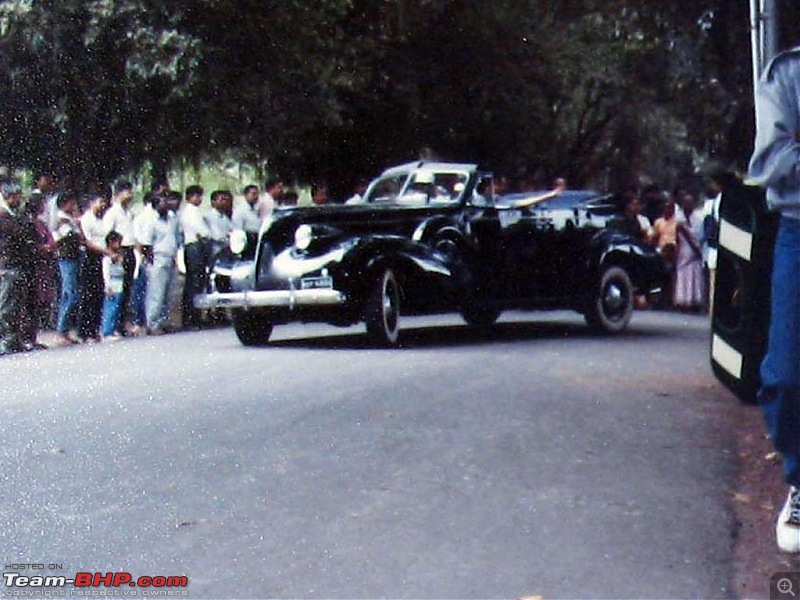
195, 161, 664, 346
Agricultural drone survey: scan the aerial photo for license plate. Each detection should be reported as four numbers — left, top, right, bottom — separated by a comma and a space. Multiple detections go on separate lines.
300, 276, 333, 290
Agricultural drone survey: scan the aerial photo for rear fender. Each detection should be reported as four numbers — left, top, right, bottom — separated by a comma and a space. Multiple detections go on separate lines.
596, 245, 657, 294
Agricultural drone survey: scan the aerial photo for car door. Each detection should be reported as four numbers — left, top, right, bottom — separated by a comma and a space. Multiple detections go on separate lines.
496, 200, 556, 301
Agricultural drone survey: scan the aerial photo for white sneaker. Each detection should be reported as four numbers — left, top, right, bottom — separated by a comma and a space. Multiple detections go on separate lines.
777, 486, 800, 553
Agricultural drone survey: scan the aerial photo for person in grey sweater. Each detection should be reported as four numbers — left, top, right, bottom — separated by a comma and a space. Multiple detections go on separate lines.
748, 47, 800, 554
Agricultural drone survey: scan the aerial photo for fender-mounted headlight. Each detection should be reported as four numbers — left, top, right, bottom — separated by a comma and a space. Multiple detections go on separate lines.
294, 224, 313, 250
229, 229, 248, 255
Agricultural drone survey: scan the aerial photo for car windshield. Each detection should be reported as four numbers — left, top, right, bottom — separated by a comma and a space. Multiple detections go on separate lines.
365, 170, 469, 206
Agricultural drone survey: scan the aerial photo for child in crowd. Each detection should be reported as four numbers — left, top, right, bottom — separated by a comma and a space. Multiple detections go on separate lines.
101, 231, 125, 341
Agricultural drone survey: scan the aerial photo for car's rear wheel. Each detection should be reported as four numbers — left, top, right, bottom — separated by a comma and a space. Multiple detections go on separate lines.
232, 309, 274, 346
585, 265, 634, 333
365, 268, 401, 346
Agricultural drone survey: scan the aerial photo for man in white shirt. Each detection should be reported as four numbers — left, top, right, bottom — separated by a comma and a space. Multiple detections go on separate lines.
140, 194, 182, 334
78, 193, 112, 342
208, 190, 234, 262
179, 185, 210, 328
130, 192, 160, 334
102, 181, 138, 335
702, 173, 724, 312
34, 173, 60, 232
232, 185, 262, 233
258, 177, 284, 220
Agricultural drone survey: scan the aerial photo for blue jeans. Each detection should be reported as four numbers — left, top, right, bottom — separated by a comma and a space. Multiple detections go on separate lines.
102, 292, 123, 337
760, 217, 800, 487
133, 267, 148, 327
145, 255, 175, 331
56, 258, 79, 334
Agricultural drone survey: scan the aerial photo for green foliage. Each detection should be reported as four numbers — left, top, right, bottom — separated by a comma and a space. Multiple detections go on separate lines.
0, 0, 781, 194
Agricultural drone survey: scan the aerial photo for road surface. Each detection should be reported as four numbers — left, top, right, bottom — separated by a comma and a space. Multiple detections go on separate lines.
0, 311, 736, 598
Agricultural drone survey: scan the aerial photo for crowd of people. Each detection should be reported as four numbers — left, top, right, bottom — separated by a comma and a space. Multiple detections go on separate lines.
609, 178, 722, 312
0, 174, 286, 355
495, 172, 723, 312
0, 169, 725, 356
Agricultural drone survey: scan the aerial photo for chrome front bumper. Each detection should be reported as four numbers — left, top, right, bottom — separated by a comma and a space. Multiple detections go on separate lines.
194, 288, 347, 310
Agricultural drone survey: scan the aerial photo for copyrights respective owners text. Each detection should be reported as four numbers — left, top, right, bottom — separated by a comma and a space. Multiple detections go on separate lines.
3, 563, 188, 597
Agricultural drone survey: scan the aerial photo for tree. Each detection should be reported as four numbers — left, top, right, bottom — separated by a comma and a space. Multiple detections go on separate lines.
0, 0, 792, 194
0, 0, 200, 186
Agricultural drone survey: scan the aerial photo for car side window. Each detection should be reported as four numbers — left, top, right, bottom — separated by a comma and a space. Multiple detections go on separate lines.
469, 176, 494, 207
366, 175, 407, 203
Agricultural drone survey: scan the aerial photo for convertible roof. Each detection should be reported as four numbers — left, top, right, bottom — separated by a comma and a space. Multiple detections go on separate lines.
498, 190, 608, 209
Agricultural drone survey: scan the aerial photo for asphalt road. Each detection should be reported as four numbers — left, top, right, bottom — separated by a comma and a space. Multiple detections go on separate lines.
0, 310, 737, 599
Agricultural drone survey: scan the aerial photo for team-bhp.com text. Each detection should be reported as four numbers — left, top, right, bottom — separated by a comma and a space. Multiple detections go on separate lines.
3, 572, 188, 592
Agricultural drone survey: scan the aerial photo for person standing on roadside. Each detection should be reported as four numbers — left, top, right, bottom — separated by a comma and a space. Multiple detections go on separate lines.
100, 231, 126, 342
140, 194, 181, 335
747, 47, 800, 554
131, 190, 159, 335
180, 185, 209, 328
21, 193, 56, 349
102, 181, 138, 336
208, 190, 233, 262
258, 177, 283, 220
52, 191, 83, 345
0, 181, 31, 354
78, 193, 113, 343
34, 172, 59, 232
232, 185, 262, 233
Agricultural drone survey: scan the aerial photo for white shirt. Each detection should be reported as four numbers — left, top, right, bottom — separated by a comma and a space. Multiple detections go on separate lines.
37, 190, 60, 232
140, 212, 181, 258
103, 255, 125, 294
134, 204, 158, 246
257, 193, 276, 220
232, 202, 262, 233
636, 214, 652, 237
702, 194, 721, 270
103, 203, 137, 247
180, 203, 210, 244
81, 211, 107, 250
208, 210, 233, 244
52, 210, 80, 243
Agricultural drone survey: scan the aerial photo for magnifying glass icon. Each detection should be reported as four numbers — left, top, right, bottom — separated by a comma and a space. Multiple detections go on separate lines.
778, 578, 796, 597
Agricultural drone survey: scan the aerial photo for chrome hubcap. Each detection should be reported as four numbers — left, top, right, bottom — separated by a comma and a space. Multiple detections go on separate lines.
603, 283, 624, 313
383, 280, 397, 330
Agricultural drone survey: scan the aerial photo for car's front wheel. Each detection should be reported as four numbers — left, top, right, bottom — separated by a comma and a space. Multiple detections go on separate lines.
585, 265, 634, 333
365, 268, 401, 346
232, 309, 274, 346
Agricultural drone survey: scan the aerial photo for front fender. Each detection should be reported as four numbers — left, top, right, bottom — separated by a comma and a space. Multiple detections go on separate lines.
339, 235, 462, 312
345, 235, 454, 281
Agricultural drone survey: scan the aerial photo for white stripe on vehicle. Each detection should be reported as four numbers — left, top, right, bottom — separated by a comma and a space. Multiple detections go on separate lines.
719, 219, 753, 262
712, 334, 743, 379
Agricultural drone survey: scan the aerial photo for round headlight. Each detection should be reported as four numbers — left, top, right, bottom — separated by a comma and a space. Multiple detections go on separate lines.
294, 224, 313, 250
229, 229, 247, 255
